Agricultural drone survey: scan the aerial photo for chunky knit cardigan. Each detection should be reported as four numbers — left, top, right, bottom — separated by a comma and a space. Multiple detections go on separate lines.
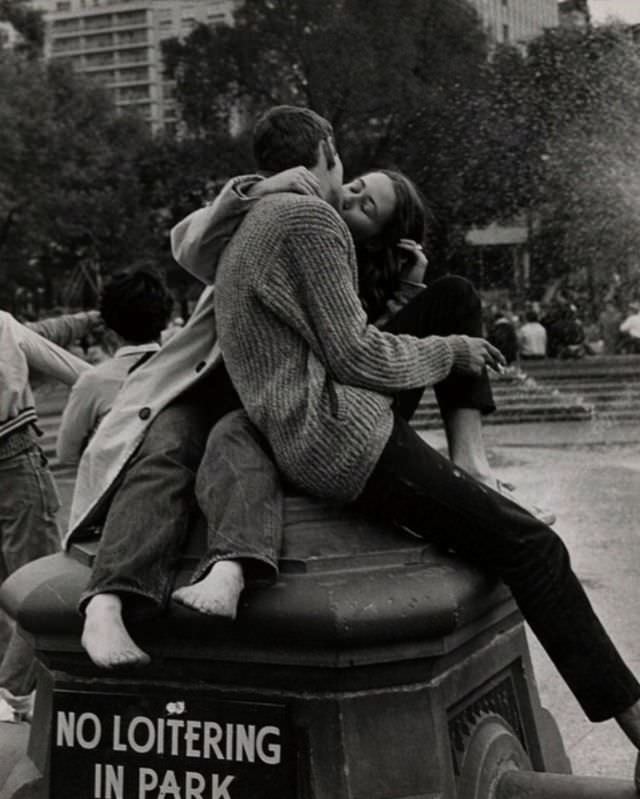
215, 193, 472, 502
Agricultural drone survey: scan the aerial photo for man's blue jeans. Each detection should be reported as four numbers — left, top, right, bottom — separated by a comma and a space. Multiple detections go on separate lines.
79, 369, 243, 616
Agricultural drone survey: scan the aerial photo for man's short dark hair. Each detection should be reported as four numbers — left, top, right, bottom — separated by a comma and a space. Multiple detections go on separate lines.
99, 268, 174, 344
253, 105, 335, 173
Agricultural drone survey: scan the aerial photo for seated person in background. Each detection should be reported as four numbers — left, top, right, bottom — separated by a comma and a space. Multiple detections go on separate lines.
619, 301, 640, 354
598, 300, 622, 355
57, 269, 174, 466
487, 309, 518, 365
517, 309, 547, 360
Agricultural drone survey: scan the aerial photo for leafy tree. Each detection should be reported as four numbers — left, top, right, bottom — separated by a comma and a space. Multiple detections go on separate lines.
163, 0, 488, 171
521, 25, 640, 303
0, 52, 158, 310
162, 0, 489, 273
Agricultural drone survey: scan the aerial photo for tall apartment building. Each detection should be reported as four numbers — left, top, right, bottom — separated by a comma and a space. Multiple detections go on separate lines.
29, 0, 236, 132
467, 0, 559, 46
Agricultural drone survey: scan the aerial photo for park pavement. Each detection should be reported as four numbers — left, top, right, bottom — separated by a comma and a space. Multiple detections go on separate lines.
1, 416, 640, 790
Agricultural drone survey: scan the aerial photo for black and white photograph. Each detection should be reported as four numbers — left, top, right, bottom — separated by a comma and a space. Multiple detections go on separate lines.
2, 1, 640, 796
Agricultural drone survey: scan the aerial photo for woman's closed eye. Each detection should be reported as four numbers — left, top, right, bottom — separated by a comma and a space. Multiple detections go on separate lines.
347, 178, 366, 195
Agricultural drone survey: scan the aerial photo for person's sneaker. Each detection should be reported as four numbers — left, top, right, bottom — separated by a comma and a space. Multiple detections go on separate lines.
496, 480, 557, 526
0, 687, 34, 723
0, 695, 17, 722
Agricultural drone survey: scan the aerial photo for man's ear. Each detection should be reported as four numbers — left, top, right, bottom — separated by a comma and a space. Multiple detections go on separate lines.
321, 138, 336, 170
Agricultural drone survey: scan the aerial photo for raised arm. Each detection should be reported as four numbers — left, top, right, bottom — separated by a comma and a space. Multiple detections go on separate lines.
27, 310, 100, 349
1, 311, 89, 386
171, 175, 263, 285
171, 168, 321, 285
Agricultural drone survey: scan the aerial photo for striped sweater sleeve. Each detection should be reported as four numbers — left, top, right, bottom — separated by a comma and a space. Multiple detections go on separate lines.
256, 199, 471, 393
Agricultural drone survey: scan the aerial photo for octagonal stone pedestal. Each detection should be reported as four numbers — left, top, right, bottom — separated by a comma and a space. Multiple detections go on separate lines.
0, 495, 569, 799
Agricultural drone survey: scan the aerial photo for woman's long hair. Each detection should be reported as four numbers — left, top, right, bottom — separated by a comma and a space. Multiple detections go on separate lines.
355, 170, 428, 323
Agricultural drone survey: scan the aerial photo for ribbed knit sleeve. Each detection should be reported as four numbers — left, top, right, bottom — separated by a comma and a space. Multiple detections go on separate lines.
256, 199, 460, 392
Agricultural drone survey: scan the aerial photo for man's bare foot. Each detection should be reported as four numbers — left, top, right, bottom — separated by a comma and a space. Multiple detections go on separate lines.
172, 560, 245, 618
81, 593, 150, 669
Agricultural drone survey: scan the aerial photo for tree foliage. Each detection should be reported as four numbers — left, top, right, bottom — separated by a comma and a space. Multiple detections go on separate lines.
163, 0, 488, 170
0, 52, 157, 309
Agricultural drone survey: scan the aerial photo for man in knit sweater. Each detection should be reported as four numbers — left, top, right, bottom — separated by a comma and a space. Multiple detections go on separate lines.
210, 106, 640, 748
214, 107, 498, 504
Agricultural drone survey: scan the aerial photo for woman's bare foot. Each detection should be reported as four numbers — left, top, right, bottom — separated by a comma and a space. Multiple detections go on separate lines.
172, 560, 245, 618
81, 593, 150, 669
618, 700, 640, 750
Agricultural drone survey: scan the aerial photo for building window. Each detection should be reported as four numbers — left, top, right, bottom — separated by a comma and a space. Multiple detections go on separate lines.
56, 1, 71, 10
116, 10, 147, 26
116, 29, 148, 45
117, 47, 148, 64
84, 15, 112, 31
118, 66, 149, 83
84, 32, 113, 48
53, 18, 80, 32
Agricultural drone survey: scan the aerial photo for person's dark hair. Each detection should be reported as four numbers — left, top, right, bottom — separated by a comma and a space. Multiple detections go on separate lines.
99, 268, 174, 344
525, 309, 539, 323
253, 105, 335, 173
356, 169, 428, 322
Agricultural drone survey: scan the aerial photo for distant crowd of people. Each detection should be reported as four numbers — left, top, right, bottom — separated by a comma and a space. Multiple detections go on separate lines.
484, 296, 640, 364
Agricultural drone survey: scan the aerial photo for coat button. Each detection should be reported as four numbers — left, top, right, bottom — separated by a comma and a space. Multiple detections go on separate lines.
195, 361, 206, 372
139, 407, 151, 420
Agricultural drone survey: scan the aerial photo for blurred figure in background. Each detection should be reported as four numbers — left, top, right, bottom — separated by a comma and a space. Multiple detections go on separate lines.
619, 301, 640, 354
518, 308, 547, 360
598, 300, 622, 355
57, 269, 174, 466
487, 308, 519, 365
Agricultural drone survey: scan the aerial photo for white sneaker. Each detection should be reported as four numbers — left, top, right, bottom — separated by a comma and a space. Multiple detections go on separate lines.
0, 695, 17, 722
496, 480, 556, 526
0, 687, 34, 723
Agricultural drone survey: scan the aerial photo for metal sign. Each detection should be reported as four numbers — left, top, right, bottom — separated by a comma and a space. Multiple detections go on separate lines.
50, 689, 296, 799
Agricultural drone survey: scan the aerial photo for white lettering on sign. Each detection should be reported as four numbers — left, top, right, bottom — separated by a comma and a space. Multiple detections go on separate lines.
55, 705, 287, 798
256, 726, 281, 766
137, 769, 235, 799
56, 711, 102, 749
93, 763, 124, 799
105, 717, 282, 764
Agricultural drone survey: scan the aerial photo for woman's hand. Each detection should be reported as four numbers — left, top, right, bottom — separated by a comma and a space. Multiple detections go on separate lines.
461, 336, 506, 376
397, 239, 428, 283
250, 167, 321, 199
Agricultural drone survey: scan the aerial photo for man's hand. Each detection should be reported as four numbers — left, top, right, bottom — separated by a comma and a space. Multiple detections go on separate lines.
250, 167, 321, 199
397, 239, 428, 283
459, 336, 506, 376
